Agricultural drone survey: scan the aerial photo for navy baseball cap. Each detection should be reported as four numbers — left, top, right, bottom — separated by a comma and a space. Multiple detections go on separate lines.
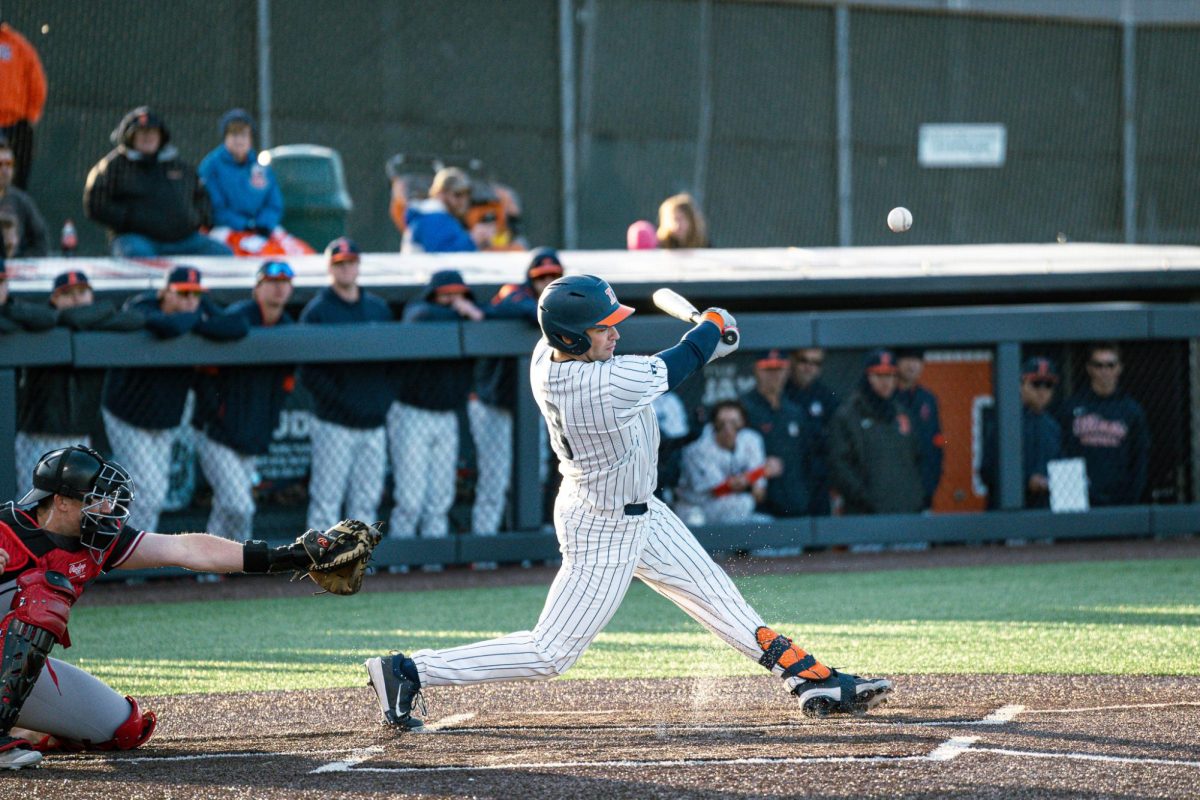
325, 236, 361, 264
863, 348, 899, 374
1021, 357, 1059, 383
256, 260, 294, 283
527, 247, 565, 280
53, 270, 90, 295
165, 265, 206, 292
756, 349, 789, 369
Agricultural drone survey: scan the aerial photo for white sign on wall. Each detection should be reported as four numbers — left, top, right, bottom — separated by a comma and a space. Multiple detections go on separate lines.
918, 123, 1007, 168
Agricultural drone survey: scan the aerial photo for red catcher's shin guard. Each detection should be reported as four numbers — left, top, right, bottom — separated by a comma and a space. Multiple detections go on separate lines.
31, 696, 158, 753
755, 626, 832, 682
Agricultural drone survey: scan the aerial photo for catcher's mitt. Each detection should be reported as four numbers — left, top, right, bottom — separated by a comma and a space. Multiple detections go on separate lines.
295, 519, 382, 595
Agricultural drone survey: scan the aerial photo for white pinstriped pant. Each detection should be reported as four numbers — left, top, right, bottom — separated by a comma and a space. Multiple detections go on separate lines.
387, 401, 458, 539
412, 494, 767, 686
306, 417, 386, 532
102, 408, 174, 533
195, 433, 257, 541
468, 398, 511, 535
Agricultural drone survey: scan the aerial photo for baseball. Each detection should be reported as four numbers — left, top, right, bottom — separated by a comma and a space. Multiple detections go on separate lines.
887, 206, 912, 233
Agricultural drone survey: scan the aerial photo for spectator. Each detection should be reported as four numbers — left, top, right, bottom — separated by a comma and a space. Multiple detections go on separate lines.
741, 349, 810, 517
298, 238, 392, 531
198, 109, 313, 257
84, 106, 233, 258
0, 22, 46, 189
193, 261, 297, 541
657, 192, 709, 249
0, 137, 48, 256
388, 269, 484, 551
101, 266, 249, 531
678, 400, 781, 525
1059, 343, 1150, 507
469, 248, 563, 536
829, 349, 924, 515
15, 270, 143, 497
401, 167, 478, 253
893, 347, 944, 509
979, 357, 1062, 510
785, 347, 838, 515
627, 220, 657, 250
0, 255, 55, 334
653, 390, 699, 508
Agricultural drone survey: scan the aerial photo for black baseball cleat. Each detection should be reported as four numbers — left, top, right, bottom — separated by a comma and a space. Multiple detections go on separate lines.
0, 736, 42, 770
364, 654, 426, 732
792, 670, 893, 717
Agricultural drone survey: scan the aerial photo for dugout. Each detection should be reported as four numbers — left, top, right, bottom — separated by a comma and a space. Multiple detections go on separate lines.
1, 244, 1198, 578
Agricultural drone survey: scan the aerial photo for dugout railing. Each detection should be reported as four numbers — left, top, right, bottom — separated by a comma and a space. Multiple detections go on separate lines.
0, 301, 1196, 580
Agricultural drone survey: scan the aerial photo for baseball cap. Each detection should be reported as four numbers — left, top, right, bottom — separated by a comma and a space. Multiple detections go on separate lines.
527, 247, 564, 280
1021, 357, 1059, 383
53, 270, 90, 295
756, 349, 790, 369
863, 348, 899, 374
219, 108, 255, 136
165, 265, 206, 293
894, 346, 926, 360
325, 236, 361, 264
429, 268, 472, 297
256, 260, 294, 283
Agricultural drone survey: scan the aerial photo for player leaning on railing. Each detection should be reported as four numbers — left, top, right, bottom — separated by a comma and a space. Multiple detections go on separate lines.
0, 445, 380, 771
365, 274, 892, 732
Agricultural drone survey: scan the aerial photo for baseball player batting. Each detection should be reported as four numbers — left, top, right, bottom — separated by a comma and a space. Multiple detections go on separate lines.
366, 275, 892, 730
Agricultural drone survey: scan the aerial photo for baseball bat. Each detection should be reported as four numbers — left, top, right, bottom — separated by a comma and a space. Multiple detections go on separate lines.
652, 288, 739, 346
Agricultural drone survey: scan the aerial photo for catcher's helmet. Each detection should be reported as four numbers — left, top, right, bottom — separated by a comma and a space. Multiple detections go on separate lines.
20, 446, 135, 556
21, 446, 109, 504
537, 274, 634, 356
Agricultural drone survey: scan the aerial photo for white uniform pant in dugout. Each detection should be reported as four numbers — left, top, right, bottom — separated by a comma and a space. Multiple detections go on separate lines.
387, 401, 458, 539
305, 417, 386, 533
411, 495, 767, 685
195, 432, 257, 541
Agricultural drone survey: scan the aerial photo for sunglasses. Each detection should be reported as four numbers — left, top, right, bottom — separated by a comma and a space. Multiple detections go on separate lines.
1029, 380, 1055, 390
259, 261, 295, 279
0, 159, 13, 167
1088, 360, 1119, 369
172, 289, 203, 298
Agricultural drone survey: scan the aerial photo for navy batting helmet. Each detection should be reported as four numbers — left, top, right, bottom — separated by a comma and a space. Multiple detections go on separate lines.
537, 274, 634, 356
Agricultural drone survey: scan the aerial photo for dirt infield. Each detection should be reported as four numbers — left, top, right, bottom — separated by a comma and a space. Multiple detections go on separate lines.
9, 674, 1200, 798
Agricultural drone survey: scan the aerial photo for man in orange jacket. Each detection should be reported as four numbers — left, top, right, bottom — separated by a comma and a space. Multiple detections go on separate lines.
0, 22, 48, 190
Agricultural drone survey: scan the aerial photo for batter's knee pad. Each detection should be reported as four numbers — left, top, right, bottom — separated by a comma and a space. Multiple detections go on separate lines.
756, 626, 831, 682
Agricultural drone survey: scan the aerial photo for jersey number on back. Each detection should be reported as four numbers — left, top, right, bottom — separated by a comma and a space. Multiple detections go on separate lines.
544, 401, 575, 460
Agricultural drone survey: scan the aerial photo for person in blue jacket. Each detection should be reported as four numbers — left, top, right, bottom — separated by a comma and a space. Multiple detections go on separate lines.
401, 167, 478, 253
387, 269, 485, 551
893, 348, 944, 509
193, 260, 296, 540
980, 357, 1062, 509
298, 238, 393, 532
468, 248, 563, 536
101, 266, 249, 532
1059, 343, 1150, 507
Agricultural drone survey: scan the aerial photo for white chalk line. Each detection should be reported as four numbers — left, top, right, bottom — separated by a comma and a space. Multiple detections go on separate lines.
973, 746, 1200, 769
419, 712, 477, 732
62, 747, 350, 765
345, 754, 932, 774
310, 746, 385, 774
1021, 701, 1200, 715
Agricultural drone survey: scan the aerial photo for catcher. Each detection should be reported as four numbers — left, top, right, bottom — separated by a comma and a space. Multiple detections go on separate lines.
0, 445, 380, 771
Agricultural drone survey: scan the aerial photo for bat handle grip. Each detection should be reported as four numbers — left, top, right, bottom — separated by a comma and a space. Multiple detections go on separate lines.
722, 329, 739, 346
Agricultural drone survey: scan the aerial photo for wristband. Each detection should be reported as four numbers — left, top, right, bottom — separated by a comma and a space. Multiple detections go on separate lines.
702, 311, 725, 331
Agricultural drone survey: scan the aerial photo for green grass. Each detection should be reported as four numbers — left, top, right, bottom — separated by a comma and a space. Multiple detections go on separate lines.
64, 557, 1200, 696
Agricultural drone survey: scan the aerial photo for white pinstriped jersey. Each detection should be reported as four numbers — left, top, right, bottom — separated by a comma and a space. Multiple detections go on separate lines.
530, 338, 669, 512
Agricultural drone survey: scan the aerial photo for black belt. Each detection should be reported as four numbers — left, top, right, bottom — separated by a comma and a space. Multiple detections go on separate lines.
624, 503, 648, 516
